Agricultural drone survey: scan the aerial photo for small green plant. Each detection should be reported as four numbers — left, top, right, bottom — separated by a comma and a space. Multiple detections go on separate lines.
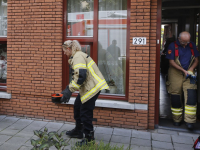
71, 140, 129, 150
30, 127, 69, 150
107, 79, 116, 86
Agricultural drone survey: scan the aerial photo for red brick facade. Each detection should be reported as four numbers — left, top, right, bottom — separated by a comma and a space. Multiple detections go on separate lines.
0, 0, 158, 130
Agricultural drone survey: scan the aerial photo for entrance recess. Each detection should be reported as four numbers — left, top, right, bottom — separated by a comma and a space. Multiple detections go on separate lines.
156, 0, 200, 132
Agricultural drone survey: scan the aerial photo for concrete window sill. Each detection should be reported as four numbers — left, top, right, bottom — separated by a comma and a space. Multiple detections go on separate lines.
0, 92, 11, 99
65, 97, 148, 110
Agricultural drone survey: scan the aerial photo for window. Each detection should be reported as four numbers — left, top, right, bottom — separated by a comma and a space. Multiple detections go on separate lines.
0, 0, 7, 91
63, 0, 129, 100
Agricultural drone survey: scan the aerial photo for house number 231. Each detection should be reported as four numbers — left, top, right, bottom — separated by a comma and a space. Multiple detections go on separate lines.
132, 37, 146, 45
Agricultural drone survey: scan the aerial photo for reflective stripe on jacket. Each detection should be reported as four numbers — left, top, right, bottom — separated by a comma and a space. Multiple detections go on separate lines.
68, 51, 109, 104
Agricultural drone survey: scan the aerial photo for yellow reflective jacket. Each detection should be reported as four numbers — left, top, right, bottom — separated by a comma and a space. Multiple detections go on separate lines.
68, 51, 109, 104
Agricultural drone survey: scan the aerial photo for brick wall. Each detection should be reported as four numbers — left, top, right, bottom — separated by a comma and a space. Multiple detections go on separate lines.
0, 0, 158, 130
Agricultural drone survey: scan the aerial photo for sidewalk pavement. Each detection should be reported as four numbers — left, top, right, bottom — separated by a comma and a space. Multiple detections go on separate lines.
0, 115, 199, 150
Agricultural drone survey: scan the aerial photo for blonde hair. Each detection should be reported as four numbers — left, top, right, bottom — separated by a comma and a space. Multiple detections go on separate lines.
62, 40, 81, 56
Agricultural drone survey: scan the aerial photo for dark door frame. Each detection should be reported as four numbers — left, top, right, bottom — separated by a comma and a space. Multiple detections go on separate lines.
155, 0, 162, 126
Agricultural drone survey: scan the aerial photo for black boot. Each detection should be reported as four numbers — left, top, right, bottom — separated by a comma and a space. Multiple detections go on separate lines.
76, 131, 95, 147
186, 123, 194, 130
66, 123, 83, 138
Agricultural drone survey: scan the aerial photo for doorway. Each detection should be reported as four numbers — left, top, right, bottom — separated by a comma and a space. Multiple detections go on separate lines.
156, 0, 200, 133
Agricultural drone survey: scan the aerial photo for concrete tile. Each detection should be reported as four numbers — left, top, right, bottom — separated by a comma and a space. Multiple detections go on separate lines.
0, 115, 6, 121
28, 120, 48, 128
109, 142, 130, 150
0, 143, 21, 150
95, 126, 113, 134
0, 135, 12, 145
113, 128, 132, 137
111, 135, 131, 144
131, 138, 151, 147
152, 141, 173, 150
94, 133, 112, 142
132, 130, 151, 140
172, 135, 194, 144
157, 129, 178, 135
15, 132, 34, 139
19, 145, 33, 150
58, 123, 75, 134
178, 132, 199, 140
130, 145, 151, 150
0, 117, 19, 124
173, 143, 194, 150
13, 119, 33, 128
40, 127, 60, 132
0, 123, 11, 131
152, 148, 168, 150
45, 122, 64, 129
0, 128, 20, 136
6, 136, 28, 146
152, 133, 171, 142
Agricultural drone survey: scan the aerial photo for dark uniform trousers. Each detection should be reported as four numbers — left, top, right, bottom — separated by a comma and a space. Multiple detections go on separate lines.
74, 91, 100, 134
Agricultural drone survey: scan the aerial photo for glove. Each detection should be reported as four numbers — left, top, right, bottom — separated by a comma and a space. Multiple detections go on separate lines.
60, 85, 72, 103
187, 70, 196, 79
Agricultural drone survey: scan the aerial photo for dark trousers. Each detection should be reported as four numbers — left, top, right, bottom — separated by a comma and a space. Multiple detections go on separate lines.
74, 91, 100, 134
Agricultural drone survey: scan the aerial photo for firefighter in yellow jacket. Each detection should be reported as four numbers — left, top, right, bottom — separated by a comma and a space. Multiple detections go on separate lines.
61, 40, 109, 146
166, 31, 199, 130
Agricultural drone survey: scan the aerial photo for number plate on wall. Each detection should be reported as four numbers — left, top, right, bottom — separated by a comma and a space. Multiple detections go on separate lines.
132, 37, 146, 45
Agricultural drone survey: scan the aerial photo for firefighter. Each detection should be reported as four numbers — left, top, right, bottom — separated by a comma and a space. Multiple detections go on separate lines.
61, 40, 109, 146
166, 31, 199, 130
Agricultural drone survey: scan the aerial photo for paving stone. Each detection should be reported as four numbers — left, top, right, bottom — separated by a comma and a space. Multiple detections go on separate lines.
58, 123, 75, 134
45, 122, 64, 129
95, 126, 113, 134
6, 136, 28, 146
0, 123, 11, 131
22, 138, 33, 147
152, 133, 171, 142
113, 128, 132, 137
178, 132, 199, 140
109, 142, 130, 150
130, 145, 151, 150
172, 135, 194, 144
157, 129, 178, 135
28, 120, 48, 128
131, 138, 151, 147
152, 148, 168, 150
0, 143, 21, 150
19, 145, 33, 150
15, 132, 34, 139
95, 133, 112, 142
0, 128, 20, 135
111, 135, 131, 144
13, 119, 33, 128
0, 115, 6, 121
0, 117, 19, 124
0, 135, 11, 145
152, 141, 173, 150
173, 143, 194, 150
132, 130, 151, 140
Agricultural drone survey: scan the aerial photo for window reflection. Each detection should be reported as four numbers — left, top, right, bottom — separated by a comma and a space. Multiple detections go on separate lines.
98, 0, 127, 95
0, 0, 7, 36
0, 44, 7, 83
67, 0, 94, 37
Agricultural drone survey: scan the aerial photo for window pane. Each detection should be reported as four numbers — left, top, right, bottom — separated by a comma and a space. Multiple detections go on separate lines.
0, 44, 7, 83
67, 0, 94, 37
98, 0, 127, 95
69, 45, 90, 83
0, 0, 7, 37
